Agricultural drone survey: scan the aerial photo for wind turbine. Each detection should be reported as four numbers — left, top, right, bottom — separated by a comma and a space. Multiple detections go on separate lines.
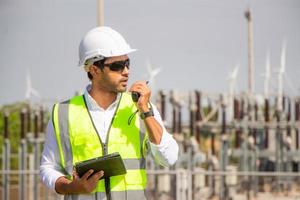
277, 41, 286, 111
145, 59, 162, 98
278, 41, 298, 96
276, 40, 297, 110
227, 65, 239, 121
25, 70, 41, 101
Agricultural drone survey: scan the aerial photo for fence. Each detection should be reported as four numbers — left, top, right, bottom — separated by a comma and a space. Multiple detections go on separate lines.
1, 90, 300, 200
2, 156, 300, 200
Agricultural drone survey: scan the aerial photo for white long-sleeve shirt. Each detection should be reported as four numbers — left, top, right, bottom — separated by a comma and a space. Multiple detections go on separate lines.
40, 86, 179, 192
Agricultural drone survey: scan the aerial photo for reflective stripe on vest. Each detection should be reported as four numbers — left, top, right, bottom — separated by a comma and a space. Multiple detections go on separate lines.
53, 93, 148, 200
52, 100, 73, 175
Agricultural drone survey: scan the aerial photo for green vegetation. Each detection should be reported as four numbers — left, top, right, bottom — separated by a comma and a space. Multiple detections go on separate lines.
0, 102, 50, 169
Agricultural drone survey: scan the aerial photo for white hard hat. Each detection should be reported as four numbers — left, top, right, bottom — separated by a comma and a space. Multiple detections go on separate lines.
78, 26, 137, 67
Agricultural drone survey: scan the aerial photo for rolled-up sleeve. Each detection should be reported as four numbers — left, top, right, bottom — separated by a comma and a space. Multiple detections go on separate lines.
146, 104, 179, 167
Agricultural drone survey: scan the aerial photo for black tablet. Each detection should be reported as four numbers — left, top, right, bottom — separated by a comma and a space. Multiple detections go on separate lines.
74, 152, 127, 179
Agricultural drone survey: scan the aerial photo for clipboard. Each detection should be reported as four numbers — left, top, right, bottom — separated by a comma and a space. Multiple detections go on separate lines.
75, 152, 127, 179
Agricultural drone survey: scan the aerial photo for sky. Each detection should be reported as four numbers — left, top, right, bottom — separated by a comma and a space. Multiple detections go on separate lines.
0, 0, 299, 106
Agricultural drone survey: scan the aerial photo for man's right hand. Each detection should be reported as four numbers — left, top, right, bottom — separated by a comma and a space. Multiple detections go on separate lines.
55, 169, 104, 194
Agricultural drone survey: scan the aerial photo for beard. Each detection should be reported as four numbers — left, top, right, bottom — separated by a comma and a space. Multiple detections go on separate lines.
101, 80, 127, 93
97, 74, 128, 93
116, 78, 128, 92
116, 84, 127, 93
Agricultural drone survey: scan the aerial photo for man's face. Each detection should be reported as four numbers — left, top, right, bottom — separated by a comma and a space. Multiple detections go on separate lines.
94, 55, 130, 93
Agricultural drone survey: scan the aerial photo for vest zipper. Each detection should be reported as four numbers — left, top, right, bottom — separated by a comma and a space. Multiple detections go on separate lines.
102, 143, 111, 200
103, 93, 123, 200
103, 143, 107, 155
83, 94, 123, 200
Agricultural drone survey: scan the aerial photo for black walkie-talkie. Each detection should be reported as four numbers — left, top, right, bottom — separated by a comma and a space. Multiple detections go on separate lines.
131, 81, 148, 102
131, 92, 140, 102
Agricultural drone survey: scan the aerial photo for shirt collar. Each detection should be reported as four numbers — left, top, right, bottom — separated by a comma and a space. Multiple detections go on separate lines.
83, 84, 121, 111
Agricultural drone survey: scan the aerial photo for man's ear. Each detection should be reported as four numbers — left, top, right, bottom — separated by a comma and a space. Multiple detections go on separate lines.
89, 65, 101, 76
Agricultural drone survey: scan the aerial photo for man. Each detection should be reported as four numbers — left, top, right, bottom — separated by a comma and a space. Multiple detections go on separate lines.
40, 26, 179, 200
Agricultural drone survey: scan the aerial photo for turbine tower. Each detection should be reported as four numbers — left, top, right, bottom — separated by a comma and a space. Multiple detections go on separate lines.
277, 41, 286, 111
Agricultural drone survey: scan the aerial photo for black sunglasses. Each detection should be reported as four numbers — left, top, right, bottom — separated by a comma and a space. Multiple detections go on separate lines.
103, 59, 130, 72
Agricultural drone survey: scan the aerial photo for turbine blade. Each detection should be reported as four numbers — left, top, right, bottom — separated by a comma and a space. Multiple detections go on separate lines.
280, 40, 286, 73
146, 59, 152, 73
151, 68, 162, 77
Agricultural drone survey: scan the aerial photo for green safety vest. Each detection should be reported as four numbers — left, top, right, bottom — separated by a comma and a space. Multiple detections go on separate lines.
52, 92, 148, 200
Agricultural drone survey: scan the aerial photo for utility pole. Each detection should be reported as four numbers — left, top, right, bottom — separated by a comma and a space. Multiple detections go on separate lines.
97, 0, 104, 26
245, 9, 254, 96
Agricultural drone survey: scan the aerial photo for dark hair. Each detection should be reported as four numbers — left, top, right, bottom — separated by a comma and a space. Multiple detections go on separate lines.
87, 58, 106, 80
87, 72, 93, 80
